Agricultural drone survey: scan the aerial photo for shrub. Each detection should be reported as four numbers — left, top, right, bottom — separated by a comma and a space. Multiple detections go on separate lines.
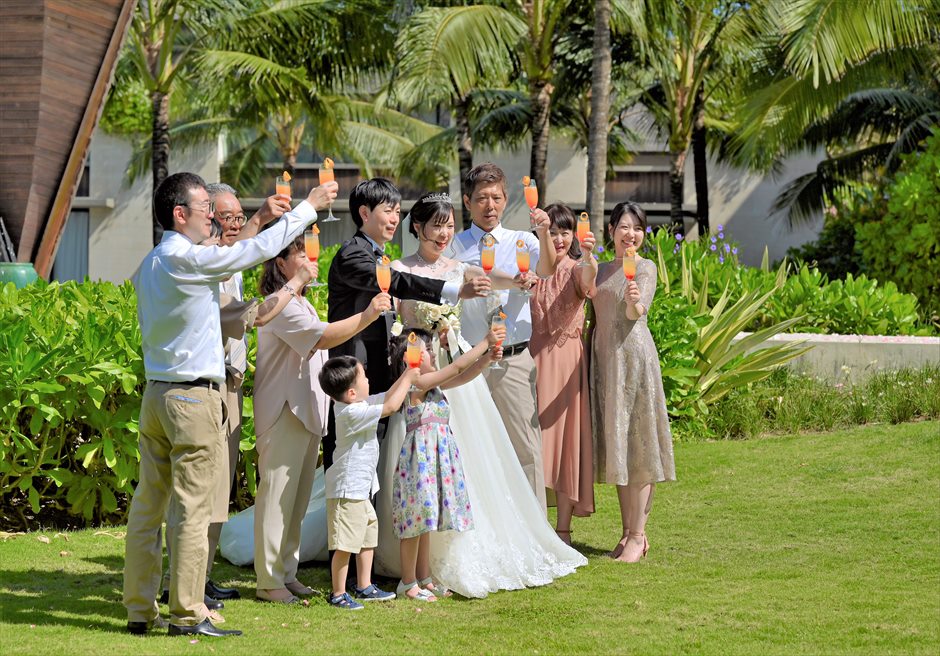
855, 129, 940, 323
0, 281, 144, 530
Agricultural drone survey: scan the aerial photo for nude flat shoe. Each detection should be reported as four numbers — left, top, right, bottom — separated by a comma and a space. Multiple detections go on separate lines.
255, 588, 299, 604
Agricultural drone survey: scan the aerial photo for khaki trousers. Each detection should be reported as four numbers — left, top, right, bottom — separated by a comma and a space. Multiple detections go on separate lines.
484, 347, 547, 512
210, 378, 243, 523
124, 381, 224, 626
254, 404, 321, 589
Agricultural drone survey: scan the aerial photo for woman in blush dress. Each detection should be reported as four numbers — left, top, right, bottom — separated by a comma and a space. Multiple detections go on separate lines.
591, 201, 676, 563
529, 203, 597, 545
374, 192, 587, 597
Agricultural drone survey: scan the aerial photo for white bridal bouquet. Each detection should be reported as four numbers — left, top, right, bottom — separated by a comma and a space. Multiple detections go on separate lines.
390, 302, 461, 337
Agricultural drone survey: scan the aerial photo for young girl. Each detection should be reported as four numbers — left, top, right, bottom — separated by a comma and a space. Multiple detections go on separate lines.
387, 325, 505, 601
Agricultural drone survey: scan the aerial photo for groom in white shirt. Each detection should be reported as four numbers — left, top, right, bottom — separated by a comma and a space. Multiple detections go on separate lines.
451, 162, 556, 512
124, 172, 335, 637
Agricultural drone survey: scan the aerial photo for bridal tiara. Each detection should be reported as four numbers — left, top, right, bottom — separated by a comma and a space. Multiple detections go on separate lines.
421, 192, 453, 204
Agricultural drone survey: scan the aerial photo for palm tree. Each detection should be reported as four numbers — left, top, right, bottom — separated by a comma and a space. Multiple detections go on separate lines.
386, 4, 525, 226
124, 0, 235, 245
585, 0, 613, 234
630, 0, 757, 230
730, 0, 940, 226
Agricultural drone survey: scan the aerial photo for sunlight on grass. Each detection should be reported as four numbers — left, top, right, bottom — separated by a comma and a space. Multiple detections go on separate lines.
1, 421, 937, 655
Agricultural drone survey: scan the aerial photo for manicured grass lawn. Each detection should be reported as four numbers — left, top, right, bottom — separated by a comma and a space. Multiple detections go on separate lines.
1, 421, 938, 655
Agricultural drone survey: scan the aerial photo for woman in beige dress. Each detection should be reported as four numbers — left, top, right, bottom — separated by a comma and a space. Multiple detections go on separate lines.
591, 201, 676, 563
529, 203, 597, 544
252, 235, 390, 603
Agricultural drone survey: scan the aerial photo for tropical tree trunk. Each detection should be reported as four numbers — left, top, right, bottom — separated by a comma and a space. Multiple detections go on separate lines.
529, 81, 553, 197
585, 0, 612, 237
669, 149, 687, 232
692, 89, 709, 234
282, 152, 297, 178
151, 90, 170, 246
455, 96, 474, 229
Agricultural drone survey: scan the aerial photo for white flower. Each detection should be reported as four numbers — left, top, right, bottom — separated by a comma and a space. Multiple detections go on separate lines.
390, 320, 403, 336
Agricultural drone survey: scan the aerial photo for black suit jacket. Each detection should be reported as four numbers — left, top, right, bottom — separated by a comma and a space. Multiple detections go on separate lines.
323, 231, 446, 469
327, 231, 445, 389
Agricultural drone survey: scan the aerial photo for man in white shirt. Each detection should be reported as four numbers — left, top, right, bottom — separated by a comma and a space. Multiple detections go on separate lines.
451, 162, 556, 512
124, 172, 335, 637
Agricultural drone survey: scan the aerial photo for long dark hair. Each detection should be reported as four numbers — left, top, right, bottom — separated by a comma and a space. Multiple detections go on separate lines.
388, 328, 433, 380
259, 235, 304, 296
408, 193, 454, 238
544, 203, 582, 260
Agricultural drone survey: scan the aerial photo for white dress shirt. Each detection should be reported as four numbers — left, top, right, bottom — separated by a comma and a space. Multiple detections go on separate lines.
324, 393, 384, 500
133, 201, 317, 384
452, 223, 541, 346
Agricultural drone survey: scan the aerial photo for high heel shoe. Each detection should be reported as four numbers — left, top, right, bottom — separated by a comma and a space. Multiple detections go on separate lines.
614, 532, 647, 563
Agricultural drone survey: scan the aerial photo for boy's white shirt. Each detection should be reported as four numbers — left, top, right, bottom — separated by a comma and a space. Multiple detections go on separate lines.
324, 393, 385, 500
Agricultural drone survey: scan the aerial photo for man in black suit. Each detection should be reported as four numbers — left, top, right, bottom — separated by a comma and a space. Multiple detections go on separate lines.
324, 178, 490, 466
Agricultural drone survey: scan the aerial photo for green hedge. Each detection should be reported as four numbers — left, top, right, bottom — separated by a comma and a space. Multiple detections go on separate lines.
0, 230, 932, 529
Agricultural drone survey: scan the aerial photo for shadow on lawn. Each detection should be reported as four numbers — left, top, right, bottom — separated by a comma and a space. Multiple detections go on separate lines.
1, 555, 129, 634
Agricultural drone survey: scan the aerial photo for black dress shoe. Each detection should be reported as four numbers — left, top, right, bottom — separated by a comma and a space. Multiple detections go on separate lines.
206, 579, 241, 600
157, 590, 223, 610
168, 618, 242, 637
127, 621, 149, 635
127, 617, 168, 634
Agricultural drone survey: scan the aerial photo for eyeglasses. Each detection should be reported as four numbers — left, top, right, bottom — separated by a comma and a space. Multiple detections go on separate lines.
217, 213, 248, 227
180, 200, 215, 214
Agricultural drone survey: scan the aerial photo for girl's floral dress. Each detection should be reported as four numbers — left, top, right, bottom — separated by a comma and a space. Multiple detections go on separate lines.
392, 388, 474, 539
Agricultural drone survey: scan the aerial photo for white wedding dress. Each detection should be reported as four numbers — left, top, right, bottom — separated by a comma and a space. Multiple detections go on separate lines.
220, 261, 586, 597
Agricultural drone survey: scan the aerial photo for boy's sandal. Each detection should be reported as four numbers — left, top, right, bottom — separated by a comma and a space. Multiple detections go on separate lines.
397, 579, 437, 602
419, 577, 452, 598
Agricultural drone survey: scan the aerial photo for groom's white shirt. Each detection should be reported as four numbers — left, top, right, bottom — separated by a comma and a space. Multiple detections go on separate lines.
452, 223, 540, 347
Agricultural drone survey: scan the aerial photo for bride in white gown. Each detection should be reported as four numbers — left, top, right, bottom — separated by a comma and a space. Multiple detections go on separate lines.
220, 194, 585, 597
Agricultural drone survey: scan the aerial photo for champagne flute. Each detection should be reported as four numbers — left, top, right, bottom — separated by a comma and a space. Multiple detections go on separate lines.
523, 176, 538, 229
576, 212, 591, 268
516, 239, 532, 297
376, 255, 392, 316
489, 311, 507, 370
319, 157, 339, 222
623, 246, 637, 281
276, 171, 291, 199
303, 227, 324, 287
481, 234, 496, 298
405, 332, 423, 392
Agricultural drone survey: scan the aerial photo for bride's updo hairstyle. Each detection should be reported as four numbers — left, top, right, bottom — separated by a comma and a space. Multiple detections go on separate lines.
408, 192, 455, 239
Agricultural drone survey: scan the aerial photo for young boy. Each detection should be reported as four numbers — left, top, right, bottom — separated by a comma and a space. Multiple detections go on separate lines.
317, 355, 419, 610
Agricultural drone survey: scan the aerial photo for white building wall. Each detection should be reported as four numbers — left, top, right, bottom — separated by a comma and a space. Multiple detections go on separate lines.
84, 131, 220, 284
76, 127, 822, 280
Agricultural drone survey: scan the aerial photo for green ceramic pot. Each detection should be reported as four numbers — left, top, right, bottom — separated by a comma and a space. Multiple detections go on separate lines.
0, 263, 39, 289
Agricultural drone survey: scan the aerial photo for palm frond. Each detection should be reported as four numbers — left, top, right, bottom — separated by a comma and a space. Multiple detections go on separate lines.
390, 5, 525, 106
775, 0, 939, 86
771, 142, 896, 227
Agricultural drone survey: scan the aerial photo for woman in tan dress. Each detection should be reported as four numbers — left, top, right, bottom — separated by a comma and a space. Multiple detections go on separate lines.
591, 202, 676, 563
252, 236, 391, 603
530, 203, 597, 544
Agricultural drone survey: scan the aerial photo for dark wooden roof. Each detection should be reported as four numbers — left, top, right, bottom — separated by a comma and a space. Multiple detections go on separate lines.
0, 0, 135, 275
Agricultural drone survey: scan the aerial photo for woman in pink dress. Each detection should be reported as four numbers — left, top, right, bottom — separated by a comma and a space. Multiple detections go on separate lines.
529, 203, 598, 544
